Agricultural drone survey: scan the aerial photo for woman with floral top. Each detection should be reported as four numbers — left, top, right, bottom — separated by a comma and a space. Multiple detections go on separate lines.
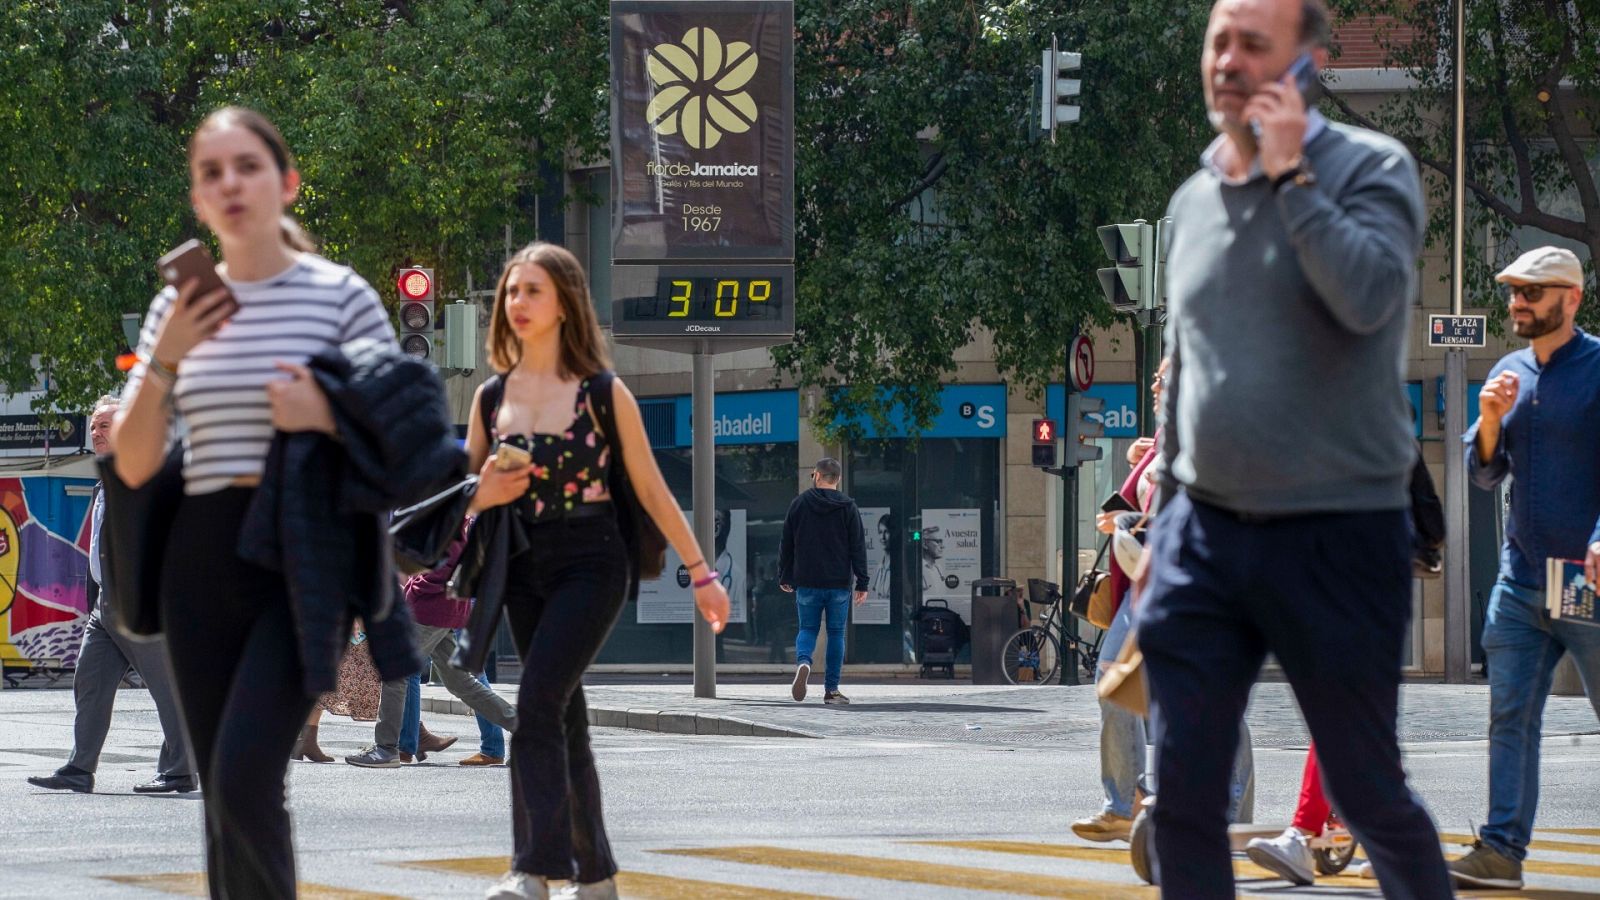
464, 242, 729, 900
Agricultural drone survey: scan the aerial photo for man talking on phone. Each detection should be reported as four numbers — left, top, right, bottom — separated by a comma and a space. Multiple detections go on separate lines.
1132, 0, 1450, 896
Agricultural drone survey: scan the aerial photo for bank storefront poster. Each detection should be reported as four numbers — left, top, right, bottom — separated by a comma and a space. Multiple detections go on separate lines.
637, 508, 749, 625
857, 506, 893, 625
918, 508, 982, 621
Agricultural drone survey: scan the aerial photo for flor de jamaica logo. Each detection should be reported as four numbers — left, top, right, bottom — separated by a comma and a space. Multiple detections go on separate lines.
645, 27, 759, 150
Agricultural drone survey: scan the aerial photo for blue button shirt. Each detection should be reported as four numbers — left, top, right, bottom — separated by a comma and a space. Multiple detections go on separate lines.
1464, 328, 1600, 588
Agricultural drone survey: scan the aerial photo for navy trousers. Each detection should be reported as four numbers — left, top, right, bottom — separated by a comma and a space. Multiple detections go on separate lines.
1137, 492, 1451, 900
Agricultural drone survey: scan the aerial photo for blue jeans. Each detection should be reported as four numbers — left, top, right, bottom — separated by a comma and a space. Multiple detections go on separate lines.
795, 588, 850, 692
1097, 599, 1253, 821
399, 672, 422, 755
475, 671, 506, 758
1480, 578, 1600, 861
1096, 600, 1146, 818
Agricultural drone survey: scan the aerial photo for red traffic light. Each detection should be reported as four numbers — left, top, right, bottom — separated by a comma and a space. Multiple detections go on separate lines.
1032, 418, 1057, 445
396, 268, 433, 300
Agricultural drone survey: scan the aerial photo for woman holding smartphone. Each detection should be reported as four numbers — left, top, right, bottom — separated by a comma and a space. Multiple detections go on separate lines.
465, 242, 729, 900
113, 106, 395, 897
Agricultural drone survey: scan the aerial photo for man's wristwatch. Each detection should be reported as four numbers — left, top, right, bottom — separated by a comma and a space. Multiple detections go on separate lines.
1272, 157, 1316, 192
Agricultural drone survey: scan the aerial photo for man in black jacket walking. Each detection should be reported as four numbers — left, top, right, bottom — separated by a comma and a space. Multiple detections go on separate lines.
779, 458, 868, 704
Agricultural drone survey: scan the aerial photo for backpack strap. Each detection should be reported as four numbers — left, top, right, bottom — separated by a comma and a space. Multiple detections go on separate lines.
479, 374, 505, 439
587, 370, 617, 440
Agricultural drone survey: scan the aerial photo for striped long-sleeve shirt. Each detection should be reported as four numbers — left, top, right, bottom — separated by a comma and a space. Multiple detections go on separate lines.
125, 253, 396, 495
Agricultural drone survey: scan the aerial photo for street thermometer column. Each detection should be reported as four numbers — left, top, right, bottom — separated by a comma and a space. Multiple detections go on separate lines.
611, 0, 795, 697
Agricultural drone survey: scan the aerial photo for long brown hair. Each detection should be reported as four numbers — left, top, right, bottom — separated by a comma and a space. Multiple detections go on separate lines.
188, 106, 317, 253
487, 242, 611, 378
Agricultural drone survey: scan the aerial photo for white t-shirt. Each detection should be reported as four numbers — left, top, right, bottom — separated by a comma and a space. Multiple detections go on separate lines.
125, 253, 395, 494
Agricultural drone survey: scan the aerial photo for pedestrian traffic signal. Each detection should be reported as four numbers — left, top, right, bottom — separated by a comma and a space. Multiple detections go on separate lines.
1032, 418, 1058, 468
1040, 37, 1081, 140
1066, 393, 1105, 466
1096, 221, 1154, 312
396, 267, 435, 360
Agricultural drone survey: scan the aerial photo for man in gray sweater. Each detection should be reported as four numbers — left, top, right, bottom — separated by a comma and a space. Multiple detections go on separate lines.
1133, 0, 1450, 896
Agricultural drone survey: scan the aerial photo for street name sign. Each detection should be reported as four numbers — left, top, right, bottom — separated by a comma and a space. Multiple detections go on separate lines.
1428, 314, 1487, 348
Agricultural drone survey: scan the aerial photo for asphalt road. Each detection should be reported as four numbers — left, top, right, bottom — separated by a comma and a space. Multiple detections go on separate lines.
2, 687, 1598, 898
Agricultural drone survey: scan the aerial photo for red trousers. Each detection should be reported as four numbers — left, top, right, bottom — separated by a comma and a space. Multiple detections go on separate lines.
1293, 743, 1333, 835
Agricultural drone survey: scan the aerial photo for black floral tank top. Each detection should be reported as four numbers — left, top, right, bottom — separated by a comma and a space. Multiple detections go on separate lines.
490, 378, 612, 522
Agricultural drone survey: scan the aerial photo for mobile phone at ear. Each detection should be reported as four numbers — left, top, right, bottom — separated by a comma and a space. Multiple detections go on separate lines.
1286, 52, 1322, 105
157, 239, 239, 318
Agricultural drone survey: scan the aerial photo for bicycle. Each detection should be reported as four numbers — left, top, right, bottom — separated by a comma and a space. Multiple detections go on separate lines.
1000, 579, 1101, 685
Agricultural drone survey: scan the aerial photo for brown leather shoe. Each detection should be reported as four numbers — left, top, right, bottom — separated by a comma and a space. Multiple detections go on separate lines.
415, 723, 458, 762
458, 752, 505, 767
398, 751, 415, 764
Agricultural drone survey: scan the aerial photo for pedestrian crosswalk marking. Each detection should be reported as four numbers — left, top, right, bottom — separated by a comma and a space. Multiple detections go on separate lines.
655, 845, 1161, 898
397, 859, 817, 899
100, 873, 407, 899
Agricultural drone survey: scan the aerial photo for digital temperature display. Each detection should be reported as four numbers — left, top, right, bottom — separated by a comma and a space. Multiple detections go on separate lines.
625, 277, 785, 322
612, 264, 794, 348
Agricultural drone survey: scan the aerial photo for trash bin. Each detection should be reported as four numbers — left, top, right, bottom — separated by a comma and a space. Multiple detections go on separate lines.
970, 578, 1022, 684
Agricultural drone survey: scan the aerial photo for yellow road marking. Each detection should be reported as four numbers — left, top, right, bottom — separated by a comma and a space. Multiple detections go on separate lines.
657, 845, 1163, 898
1539, 829, 1600, 838
1443, 833, 1600, 856
397, 859, 816, 899
910, 840, 1364, 883
100, 873, 407, 899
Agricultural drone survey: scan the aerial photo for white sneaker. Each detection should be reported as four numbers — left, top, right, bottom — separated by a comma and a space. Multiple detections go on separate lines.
553, 879, 619, 900
791, 663, 810, 701
485, 871, 549, 900
1245, 827, 1315, 886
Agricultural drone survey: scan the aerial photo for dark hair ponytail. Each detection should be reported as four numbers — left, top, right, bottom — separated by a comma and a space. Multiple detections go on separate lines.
190, 106, 318, 253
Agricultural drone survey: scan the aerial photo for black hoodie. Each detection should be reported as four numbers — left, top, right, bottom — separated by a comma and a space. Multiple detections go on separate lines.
779, 487, 869, 591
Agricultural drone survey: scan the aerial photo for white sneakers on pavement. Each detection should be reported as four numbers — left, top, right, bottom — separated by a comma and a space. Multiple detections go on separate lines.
1245, 827, 1316, 886
553, 878, 620, 899
485, 871, 549, 900
791, 663, 809, 702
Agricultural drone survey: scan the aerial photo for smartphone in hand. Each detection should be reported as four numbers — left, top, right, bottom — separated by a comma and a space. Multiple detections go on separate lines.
1285, 52, 1323, 105
494, 441, 533, 471
158, 239, 239, 318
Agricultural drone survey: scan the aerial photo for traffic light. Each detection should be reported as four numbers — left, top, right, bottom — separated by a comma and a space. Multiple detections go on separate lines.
396, 267, 435, 360
1031, 418, 1058, 468
441, 301, 478, 370
1065, 393, 1105, 466
1040, 36, 1081, 140
1096, 221, 1154, 312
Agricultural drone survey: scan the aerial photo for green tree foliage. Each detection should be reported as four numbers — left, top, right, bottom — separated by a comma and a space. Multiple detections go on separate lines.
1325, 0, 1599, 328
777, 0, 1215, 439
0, 0, 607, 413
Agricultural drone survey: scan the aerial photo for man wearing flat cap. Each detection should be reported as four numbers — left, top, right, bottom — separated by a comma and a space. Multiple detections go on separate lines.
1457, 245, 1599, 889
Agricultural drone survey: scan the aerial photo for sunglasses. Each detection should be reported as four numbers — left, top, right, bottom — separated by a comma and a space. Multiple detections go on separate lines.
1507, 283, 1569, 303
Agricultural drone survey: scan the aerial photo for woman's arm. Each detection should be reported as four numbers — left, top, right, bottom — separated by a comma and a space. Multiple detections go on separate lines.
611, 379, 729, 632
111, 281, 232, 488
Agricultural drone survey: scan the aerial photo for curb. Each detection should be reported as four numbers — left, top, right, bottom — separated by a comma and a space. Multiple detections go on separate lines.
419, 696, 822, 740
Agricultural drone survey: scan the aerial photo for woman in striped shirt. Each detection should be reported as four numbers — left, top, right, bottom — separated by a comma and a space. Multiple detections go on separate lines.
112, 106, 394, 899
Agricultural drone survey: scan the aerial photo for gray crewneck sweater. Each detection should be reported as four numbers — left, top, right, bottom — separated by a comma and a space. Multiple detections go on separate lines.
1158, 122, 1425, 515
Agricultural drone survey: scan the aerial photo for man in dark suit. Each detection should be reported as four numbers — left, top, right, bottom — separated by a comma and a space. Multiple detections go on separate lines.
26, 396, 195, 794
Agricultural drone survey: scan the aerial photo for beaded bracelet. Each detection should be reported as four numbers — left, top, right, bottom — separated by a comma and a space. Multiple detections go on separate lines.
144, 355, 179, 386
691, 570, 721, 589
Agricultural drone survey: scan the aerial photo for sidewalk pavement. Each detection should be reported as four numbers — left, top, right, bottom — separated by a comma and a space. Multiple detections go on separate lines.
421, 681, 1600, 749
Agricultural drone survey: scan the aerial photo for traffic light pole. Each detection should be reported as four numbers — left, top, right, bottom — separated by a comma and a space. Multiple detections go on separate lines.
1061, 327, 1081, 686
692, 345, 717, 698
